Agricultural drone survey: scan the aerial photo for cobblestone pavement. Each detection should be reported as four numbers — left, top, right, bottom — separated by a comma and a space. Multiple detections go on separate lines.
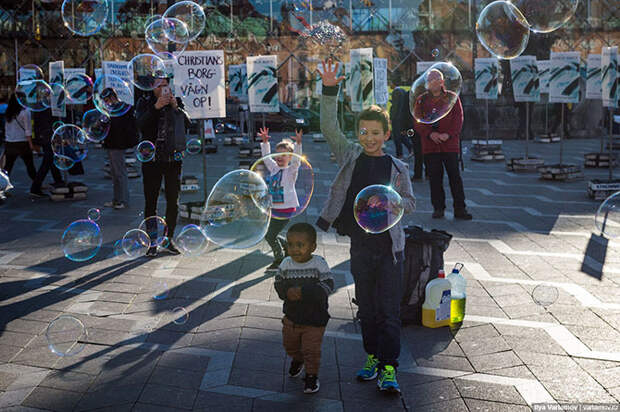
1, 135, 620, 411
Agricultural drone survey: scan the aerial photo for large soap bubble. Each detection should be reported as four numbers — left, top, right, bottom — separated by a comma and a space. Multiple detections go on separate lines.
128, 54, 167, 91
93, 75, 133, 117
81, 109, 110, 143
61, 219, 103, 262
354, 185, 404, 234
1, 170, 13, 192
200, 170, 271, 249
250, 152, 314, 220
139, 216, 169, 247
410, 62, 463, 124
595, 192, 620, 239
51, 124, 88, 165
175, 224, 209, 256
15, 80, 52, 112
476, 1, 530, 60
61, 0, 108, 36
65, 72, 93, 104
163, 1, 206, 41
510, 0, 579, 33
122, 229, 151, 258
146, 18, 189, 58
46, 315, 87, 357
136, 140, 156, 162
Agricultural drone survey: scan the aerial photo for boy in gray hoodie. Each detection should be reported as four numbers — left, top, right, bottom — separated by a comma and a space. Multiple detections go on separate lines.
316, 59, 416, 393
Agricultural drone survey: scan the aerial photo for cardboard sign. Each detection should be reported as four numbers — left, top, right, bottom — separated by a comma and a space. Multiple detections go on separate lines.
586, 54, 602, 100
247, 55, 279, 113
602, 47, 618, 108
373, 58, 389, 105
510, 55, 540, 103
549, 52, 581, 104
474, 58, 499, 100
537, 60, 551, 94
173, 51, 226, 119
102, 61, 134, 106
350, 48, 374, 112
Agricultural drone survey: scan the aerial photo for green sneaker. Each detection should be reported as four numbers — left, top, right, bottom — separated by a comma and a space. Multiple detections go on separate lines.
377, 365, 400, 393
356, 354, 380, 381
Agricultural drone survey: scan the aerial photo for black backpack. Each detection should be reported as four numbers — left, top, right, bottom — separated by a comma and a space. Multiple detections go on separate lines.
401, 225, 453, 325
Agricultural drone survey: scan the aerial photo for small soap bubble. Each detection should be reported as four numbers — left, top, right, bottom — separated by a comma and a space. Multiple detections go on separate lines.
170, 307, 189, 325
173, 152, 184, 161
61, 219, 102, 262
51, 124, 88, 164
93, 75, 133, 117
65, 73, 93, 104
175, 224, 209, 256
82, 109, 110, 143
53, 154, 76, 171
531, 284, 559, 307
354, 185, 404, 234
61, 0, 108, 36
215, 122, 224, 133
185, 138, 202, 155
87, 208, 101, 222
128, 54, 167, 91
122, 229, 151, 258
431, 48, 440, 58
595, 192, 620, 238
46, 315, 87, 357
136, 141, 156, 162
359, 128, 368, 136
406, 129, 415, 138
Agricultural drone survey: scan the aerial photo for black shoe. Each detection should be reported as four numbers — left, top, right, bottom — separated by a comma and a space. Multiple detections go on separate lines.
165, 242, 181, 255
454, 209, 473, 220
304, 374, 320, 394
289, 360, 304, 378
29, 190, 48, 198
146, 246, 158, 257
432, 209, 445, 219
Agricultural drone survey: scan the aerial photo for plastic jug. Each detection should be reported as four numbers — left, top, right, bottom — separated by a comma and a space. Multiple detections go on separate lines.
422, 269, 452, 328
447, 263, 466, 324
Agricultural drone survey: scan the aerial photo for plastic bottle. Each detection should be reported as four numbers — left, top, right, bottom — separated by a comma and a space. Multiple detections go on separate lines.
447, 263, 466, 324
422, 269, 452, 328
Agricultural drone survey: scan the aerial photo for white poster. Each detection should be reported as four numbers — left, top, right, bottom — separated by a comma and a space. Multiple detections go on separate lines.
247, 55, 279, 113
510, 55, 540, 103
586, 54, 602, 100
373, 58, 389, 105
64, 68, 88, 105
102, 61, 134, 106
416, 61, 435, 75
228, 64, 248, 99
49, 61, 66, 117
549, 52, 580, 104
174, 51, 226, 119
602, 47, 618, 108
350, 48, 374, 112
474, 58, 499, 100
537, 60, 551, 94
204, 119, 215, 139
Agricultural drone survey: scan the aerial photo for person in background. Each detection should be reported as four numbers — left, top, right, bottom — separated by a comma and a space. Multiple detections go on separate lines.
413, 69, 472, 220
136, 77, 190, 257
30, 108, 65, 197
389, 87, 414, 161
101, 88, 137, 209
3, 93, 37, 193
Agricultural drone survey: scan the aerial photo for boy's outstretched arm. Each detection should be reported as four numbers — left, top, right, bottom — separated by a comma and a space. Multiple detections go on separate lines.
319, 58, 352, 166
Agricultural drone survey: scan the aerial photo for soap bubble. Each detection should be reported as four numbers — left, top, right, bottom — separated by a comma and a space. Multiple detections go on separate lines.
53, 154, 76, 171
18, 64, 44, 82
136, 141, 156, 162
46, 315, 87, 357
175, 224, 209, 256
61, 219, 103, 262
163, 1, 206, 41
185, 138, 202, 155
93, 74, 133, 117
200, 170, 271, 249
476, 1, 530, 60
15, 80, 52, 112
49, 83, 67, 111
531, 284, 559, 307
112, 239, 131, 259
153, 280, 169, 300
139, 216, 169, 247
87, 208, 101, 222
431, 48, 440, 58
61, 0, 108, 36
305, 21, 348, 55
406, 129, 415, 138
65, 73, 93, 104
511, 0, 578, 33
145, 18, 189, 58
595, 192, 620, 238
250, 152, 314, 220
410, 62, 463, 124
1, 170, 13, 192
354, 185, 404, 234
170, 307, 189, 325
214, 122, 224, 133
81, 109, 110, 143
122, 228, 151, 258
51, 124, 88, 164
128, 54, 167, 91
173, 152, 185, 161
52, 121, 64, 131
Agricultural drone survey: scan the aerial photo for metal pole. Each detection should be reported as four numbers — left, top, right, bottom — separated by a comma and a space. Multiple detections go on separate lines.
262, 113, 266, 129
560, 103, 564, 165
485, 98, 489, 143
269, 0, 273, 33
201, 120, 207, 202
609, 109, 614, 181
525, 102, 529, 160
545, 102, 548, 136
14, 38, 18, 79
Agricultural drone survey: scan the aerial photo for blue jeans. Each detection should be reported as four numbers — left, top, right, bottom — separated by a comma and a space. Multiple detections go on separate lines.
350, 242, 403, 368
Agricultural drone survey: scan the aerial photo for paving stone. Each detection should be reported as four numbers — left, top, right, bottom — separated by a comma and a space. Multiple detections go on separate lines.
452, 324, 499, 343
240, 327, 282, 343
454, 378, 526, 405
138, 383, 198, 410
21, 386, 83, 411
227, 367, 283, 392
464, 398, 532, 412
400, 378, 462, 406
586, 366, 620, 390
38, 370, 95, 392
192, 388, 254, 411
157, 352, 210, 372
457, 336, 511, 357
0, 372, 18, 391
75, 383, 144, 411
237, 338, 286, 358
133, 403, 189, 411
0, 345, 23, 363
233, 351, 285, 374
502, 335, 566, 355
411, 397, 468, 412
190, 328, 241, 351
485, 365, 536, 380
469, 351, 523, 372
414, 354, 475, 372
0, 331, 35, 348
